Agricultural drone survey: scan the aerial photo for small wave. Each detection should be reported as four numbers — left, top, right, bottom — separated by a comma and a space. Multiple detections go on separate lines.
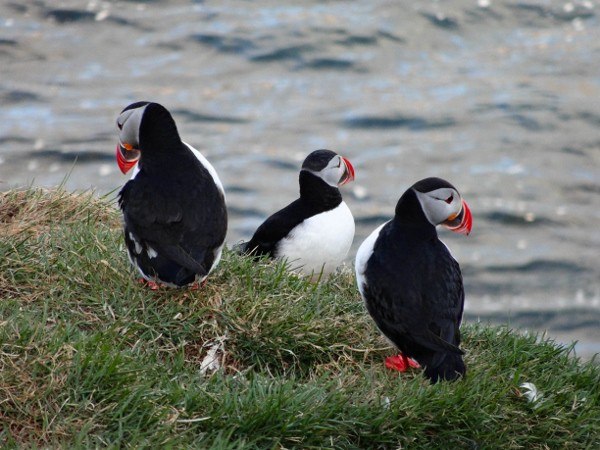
224, 185, 254, 194
250, 44, 313, 62
103, 15, 139, 28
483, 259, 588, 275
560, 146, 588, 157
172, 109, 249, 124
0, 38, 17, 46
509, 114, 549, 131
260, 159, 298, 171
191, 33, 255, 54
0, 136, 33, 145
377, 30, 405, 43
26, 150, 113, 163
559, 111, 600, 127
342, 115, 456, 130
464, 308, 600, 332
300, 58, 355, 71
45, 8, 143, 28
473, 102, 559, 114
1, 90, 42, 103
472, 103, 553, 131
563, 183, 600, 195
480, 211, 558, 226
335, 35, 378, 47
45, 9, 96, 23
420, 12, 460, 30
508, 2, 594, 23
472, 104, 553, 131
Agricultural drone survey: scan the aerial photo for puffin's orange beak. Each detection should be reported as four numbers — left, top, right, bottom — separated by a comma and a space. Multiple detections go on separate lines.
116, 143, 140, 174
339, 157, 355, 186
444, 200, 472, 235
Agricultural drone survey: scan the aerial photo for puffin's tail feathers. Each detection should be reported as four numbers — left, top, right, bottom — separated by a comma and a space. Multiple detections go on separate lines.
424, 352, 466, 384
233, 241, 267, 261
232, 241, 250, 255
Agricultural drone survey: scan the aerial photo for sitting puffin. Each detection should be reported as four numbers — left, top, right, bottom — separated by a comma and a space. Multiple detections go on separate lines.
115, 101, 227, 288
355, 177, 472, 383
240, 149, 355, 277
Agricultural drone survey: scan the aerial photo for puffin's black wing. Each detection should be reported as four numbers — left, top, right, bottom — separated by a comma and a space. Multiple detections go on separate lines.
363, 278, 462, 356
416, 246, 466, 381
431, 251, 465, 345
241, 199, 307, 258
119, 158, 227, 285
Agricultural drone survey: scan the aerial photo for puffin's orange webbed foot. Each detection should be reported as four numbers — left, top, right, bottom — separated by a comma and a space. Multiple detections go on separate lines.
189, 279, 208, 290
385, 354, 421, 372
138, 278, 160, 290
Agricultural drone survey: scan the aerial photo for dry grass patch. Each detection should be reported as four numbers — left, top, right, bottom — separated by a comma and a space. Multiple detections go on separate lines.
0, 188, 119, 238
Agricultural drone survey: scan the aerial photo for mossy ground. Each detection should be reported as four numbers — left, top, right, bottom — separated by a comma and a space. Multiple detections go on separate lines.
1, 189, 598, 448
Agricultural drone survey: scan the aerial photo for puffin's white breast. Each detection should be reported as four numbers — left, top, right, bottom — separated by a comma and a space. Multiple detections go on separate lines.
355, 221, 388, 297
276, 201, 355, 276
129, 162, 141, 180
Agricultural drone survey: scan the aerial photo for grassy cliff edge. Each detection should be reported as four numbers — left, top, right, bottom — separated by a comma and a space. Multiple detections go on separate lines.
1, 189, 598, 448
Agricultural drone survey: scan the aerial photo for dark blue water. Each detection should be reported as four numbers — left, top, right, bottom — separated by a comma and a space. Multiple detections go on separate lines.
1, 0, 599, 358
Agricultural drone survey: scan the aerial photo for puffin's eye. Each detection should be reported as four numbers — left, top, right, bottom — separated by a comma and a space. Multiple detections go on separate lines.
117, 121, 123, 130
445, 195, 453, 204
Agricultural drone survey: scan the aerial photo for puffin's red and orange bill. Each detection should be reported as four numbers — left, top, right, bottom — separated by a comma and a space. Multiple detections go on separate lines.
340, 156, 355, 186
116, 144, 140, 174
445, 199, 472, 235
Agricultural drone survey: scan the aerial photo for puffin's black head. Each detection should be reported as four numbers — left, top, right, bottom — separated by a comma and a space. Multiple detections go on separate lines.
115, 101, 179, 174
300, 149, 355, 188
396, 177, 472, 235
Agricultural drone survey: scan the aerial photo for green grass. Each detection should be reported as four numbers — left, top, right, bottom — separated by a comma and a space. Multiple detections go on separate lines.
1, 188, 599, 449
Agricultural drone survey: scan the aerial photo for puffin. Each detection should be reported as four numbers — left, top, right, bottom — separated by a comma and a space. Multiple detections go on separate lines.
115, 101, 227, 288
355, 177, 472, 383
240, 149, 355, 277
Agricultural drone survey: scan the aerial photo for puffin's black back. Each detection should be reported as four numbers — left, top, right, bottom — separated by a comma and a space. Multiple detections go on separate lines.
362, 188, 465, 383
241, 157, 342, 258
118, 103, 227, 286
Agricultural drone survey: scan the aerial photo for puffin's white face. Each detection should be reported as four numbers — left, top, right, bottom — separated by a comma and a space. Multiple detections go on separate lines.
115, 104, 147, 173
117, 106, 146, 149
415, 187, 472, 235
311, 155, 355, 188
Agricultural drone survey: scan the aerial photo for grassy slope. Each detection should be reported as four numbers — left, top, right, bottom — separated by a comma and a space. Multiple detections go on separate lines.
0, 189, 598, 449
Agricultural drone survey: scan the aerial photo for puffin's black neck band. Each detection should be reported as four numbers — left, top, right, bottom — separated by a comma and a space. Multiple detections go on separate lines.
299, 171, 342, 213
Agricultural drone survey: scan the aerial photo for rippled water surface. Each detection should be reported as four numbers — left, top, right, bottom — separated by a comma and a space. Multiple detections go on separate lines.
1, 0, 599, 357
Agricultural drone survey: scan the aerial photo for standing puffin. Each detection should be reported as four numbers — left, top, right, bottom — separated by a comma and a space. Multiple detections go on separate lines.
355, 177, 472, 383
240, 149, 355, 277
115, 101, 227, 288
